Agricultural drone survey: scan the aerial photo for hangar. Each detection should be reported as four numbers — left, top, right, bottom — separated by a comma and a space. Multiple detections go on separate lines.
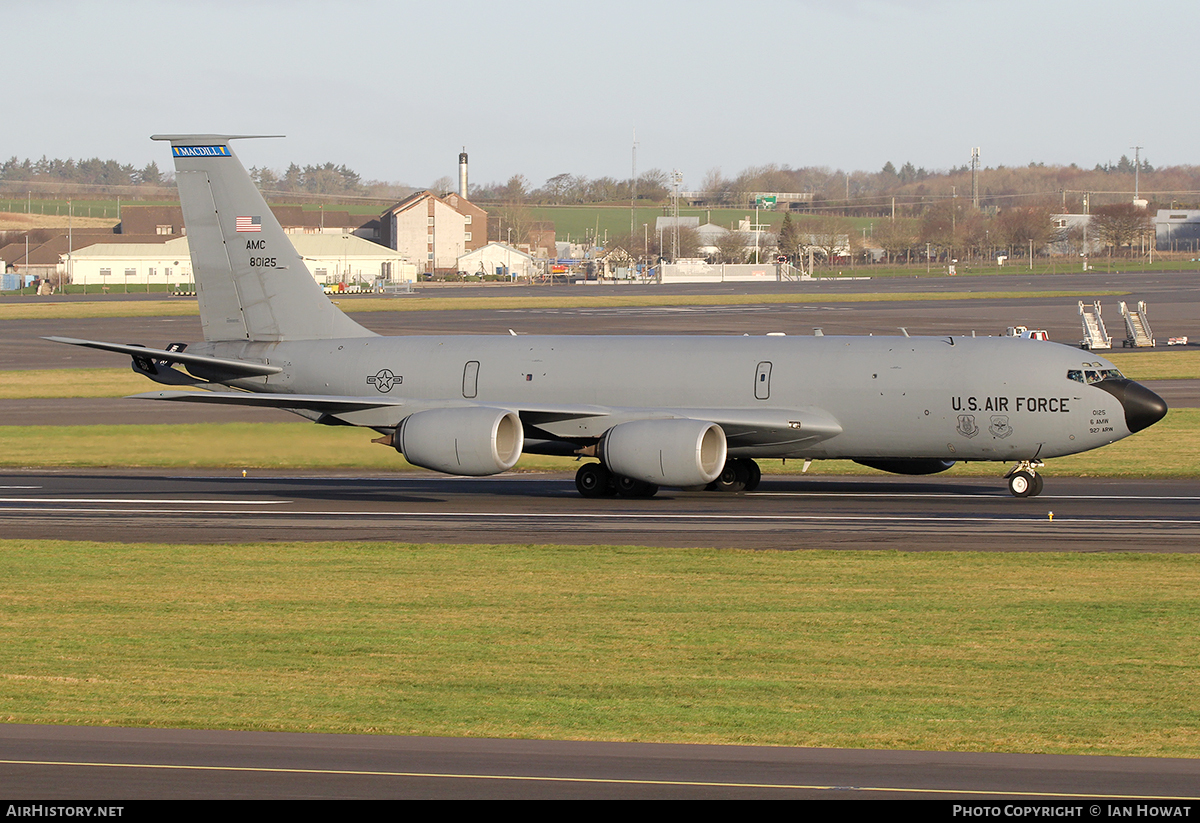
62, 234, 415, 290
456, 241, 536, 279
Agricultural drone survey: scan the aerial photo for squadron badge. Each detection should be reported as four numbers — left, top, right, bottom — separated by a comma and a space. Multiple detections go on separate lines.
956, 414, 979, 438
989, 415, 1013, 438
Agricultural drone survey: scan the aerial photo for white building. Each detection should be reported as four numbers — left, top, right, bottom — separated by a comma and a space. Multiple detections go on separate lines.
457, 242, 536, 279
62, 235, 414, 289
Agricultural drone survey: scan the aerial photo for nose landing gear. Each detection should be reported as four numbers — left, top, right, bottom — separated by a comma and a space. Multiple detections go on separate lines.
1005, 460, 1045, 497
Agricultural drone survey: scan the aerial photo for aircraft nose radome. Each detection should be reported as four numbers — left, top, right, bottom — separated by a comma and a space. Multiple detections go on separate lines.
1093, 378, 1168, 433
1121, 381, 1168, 433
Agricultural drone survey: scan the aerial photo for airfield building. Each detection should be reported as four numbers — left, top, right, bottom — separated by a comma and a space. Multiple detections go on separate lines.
61, 235, 414, 290
380, 191, 487, 276
1154, 209, 1200, 252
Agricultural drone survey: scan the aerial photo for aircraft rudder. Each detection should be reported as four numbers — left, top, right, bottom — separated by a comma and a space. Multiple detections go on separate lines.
156, 134, 373, 342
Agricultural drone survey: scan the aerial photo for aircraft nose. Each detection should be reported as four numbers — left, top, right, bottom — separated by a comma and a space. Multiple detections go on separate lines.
1108, 381, 1166, 431
1093, 378, 1168, 433
1121, 381, 1169, 433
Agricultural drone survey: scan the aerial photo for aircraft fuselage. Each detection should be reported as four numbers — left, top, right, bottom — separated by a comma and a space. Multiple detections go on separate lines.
200, 333, 1148, 463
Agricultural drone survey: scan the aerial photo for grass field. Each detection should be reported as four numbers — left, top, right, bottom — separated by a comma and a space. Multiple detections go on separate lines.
0, 368, 154, 399
1, 539, 1196, 755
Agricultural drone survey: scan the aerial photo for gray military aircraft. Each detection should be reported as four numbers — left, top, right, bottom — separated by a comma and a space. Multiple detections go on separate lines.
49, 135, 1167, 498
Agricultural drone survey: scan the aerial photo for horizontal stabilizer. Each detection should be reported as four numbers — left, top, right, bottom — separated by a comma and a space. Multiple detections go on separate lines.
44, 337, 281, 377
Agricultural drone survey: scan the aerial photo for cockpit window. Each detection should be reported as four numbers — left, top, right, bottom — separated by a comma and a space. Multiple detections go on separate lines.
1068, 368, 1124, 384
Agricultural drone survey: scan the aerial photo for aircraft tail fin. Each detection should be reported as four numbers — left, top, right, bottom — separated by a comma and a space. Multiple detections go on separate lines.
153, 134, 374, 343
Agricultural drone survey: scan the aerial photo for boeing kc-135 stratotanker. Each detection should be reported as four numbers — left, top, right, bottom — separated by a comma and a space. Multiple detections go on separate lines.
48, 135, 1167, 498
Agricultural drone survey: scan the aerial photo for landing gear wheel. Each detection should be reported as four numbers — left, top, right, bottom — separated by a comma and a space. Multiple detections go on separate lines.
1031, 473, 1044, 497
742, 459, 762, 492
1008, 470, 1037, 498
708, 459, 750, 492
616, 475, 659, 499
576, 463, 614, 498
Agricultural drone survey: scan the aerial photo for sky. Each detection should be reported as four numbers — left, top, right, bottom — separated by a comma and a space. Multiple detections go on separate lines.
8, 0, 1196, 191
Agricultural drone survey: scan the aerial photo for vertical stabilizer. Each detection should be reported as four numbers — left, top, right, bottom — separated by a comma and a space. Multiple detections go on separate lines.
152, 134, 374, 342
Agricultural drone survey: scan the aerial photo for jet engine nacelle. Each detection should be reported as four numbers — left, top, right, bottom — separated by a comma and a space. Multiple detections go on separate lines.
599, 418, 727, 487
396, 406, 524, 476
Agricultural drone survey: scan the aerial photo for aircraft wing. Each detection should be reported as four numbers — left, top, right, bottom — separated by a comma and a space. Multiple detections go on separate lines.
128, 390, 611, 424
44, 336, 282, 377
130, 390, 841, 446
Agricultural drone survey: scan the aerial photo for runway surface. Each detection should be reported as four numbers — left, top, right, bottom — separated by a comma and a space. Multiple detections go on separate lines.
2, 471, 1198, 551
3, 724, 1197, 800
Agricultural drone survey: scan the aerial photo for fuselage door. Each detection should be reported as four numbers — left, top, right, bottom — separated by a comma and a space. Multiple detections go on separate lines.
754, 361, 772, 400
463, 360, 479, 398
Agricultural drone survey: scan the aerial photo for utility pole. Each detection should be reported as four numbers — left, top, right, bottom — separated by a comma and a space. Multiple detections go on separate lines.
630, 129, 638, 242
671, 170, 683, 261
971, 147, 980, 209
1130, 145, 1143, 202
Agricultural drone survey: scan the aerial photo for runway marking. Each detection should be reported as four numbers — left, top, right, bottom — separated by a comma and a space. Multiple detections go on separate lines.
1, 758, 1196, 799
0, 498, 285, 505
754, 492, 1200, 501
0, 506, 1197, 526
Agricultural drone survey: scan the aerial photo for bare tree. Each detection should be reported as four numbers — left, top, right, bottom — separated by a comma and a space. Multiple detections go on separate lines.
803, 215, 853, 266
493, 203, 536, 247
1090, 203, 1153, 255
875, 218, 919, 263
994, 203, 1057, 253
710, 230, 749, 263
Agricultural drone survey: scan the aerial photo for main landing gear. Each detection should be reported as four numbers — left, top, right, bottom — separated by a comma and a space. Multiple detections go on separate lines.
1004, 460, 1045, 498
706, 458, 762, 493
574, 458, 762, 498
575, 462, 658, 499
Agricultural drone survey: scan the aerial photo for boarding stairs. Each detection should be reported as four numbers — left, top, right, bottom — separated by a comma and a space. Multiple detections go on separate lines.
778, 261, 811, 282
1079, 301, 1112, 350
1119, 300, 1155, 348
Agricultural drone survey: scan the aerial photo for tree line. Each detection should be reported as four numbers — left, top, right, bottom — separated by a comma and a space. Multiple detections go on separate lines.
0, 155, 398, 200
587, 202, 1155, 268
0, 156, 166, 187
470, 155, 1200, 216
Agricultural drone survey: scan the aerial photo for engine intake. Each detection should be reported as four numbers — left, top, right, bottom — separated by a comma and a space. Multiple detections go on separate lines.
599, 418, 727, 487
397, 407, 524, 476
